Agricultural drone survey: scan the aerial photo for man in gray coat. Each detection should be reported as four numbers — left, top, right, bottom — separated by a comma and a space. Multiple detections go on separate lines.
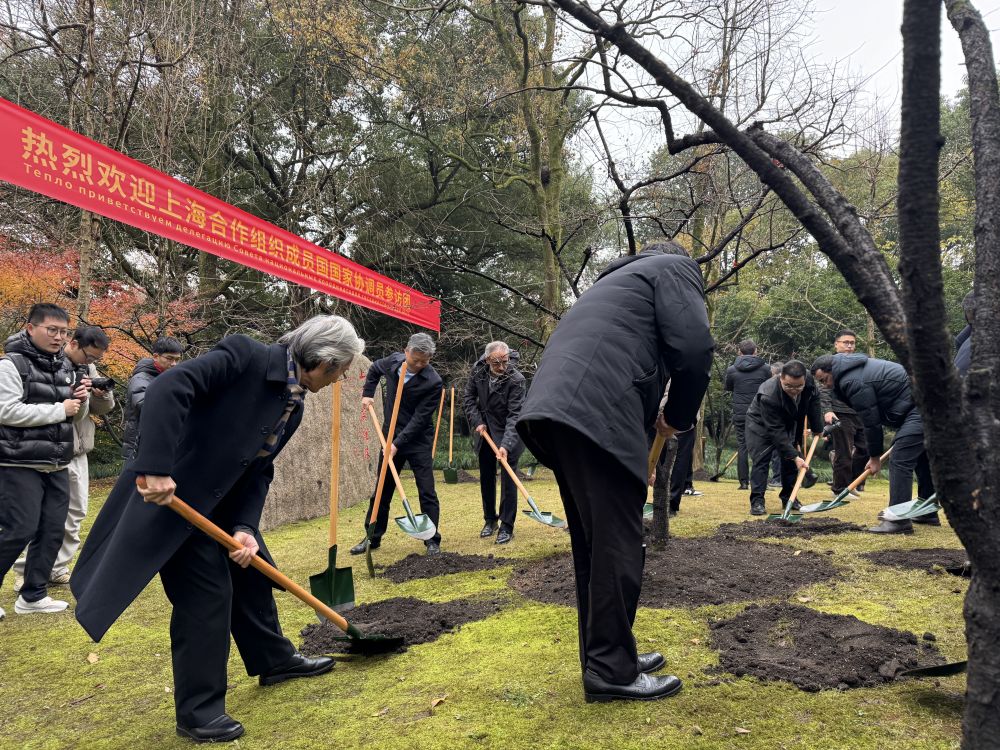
463, 341, 526, 544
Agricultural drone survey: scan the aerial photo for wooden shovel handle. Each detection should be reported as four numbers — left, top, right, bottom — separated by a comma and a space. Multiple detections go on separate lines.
846, 447, 893, 491
647, 433, 666, 480
328, 381, 342, 547
431, 388, 446, 458
448, 387, 455, 462
135, 478, 353, 636
370, 362, 407, 526
480, 430, 532, 501
366, 403, 409, 501
787, 432, 821, 505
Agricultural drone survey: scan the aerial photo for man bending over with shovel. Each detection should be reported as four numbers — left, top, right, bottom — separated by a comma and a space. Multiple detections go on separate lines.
72, 316, 365, 743
517, 241, 714, 703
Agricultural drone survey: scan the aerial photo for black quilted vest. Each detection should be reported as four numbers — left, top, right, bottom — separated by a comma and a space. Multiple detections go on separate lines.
0, 332, 76, 467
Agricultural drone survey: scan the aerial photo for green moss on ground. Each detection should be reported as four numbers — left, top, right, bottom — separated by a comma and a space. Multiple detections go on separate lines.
0, 471, 965, 749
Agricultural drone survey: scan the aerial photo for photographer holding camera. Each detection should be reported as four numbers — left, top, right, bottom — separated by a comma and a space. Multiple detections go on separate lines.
12, 325, 114, 594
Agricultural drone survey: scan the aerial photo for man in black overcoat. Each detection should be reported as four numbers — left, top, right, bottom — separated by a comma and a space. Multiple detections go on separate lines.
744, 360, 825, 515
462, 341, 526, 544
516, 241, 714, 703
71, 316, 365, 743
351, 332, 444, 555
811, 353, 936, 534
724, 339, 772, 490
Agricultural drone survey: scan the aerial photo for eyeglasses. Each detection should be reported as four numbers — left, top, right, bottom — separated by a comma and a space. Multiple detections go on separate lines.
487, 357, 509, 366
159, 354, 182, 364
81, 348, 105, 363
42, 326, 70, 338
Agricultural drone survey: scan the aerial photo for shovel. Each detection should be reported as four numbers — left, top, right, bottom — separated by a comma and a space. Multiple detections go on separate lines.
443, 386, 459, 484
308, 381, 355, 612
365, 362, 408, 577
766, 432, 821, 522
881, 493, 941, 520
136, 479, 402, 654
799, 447, 893, 515
366, 404, 437, 541
431, 387, 446, 462
481, 430, 566, 529
708, 451, 739, 482
643, 433, 666, 518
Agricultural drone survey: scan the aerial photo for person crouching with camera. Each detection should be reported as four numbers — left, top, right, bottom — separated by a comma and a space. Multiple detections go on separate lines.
11, 325, 114, 595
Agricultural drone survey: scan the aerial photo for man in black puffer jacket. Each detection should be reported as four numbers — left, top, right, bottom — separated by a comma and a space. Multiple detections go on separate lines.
724, 340, 772, 490
0, 304, 89, 617
121, 337, 183, 461
811, 353, 936, 534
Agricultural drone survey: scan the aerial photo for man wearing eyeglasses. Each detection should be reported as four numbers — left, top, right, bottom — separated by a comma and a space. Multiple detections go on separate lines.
818, 330, 870, 502
0, 303, 90, 618
121, 337, 184, 463
744, 360, 825, 516
463, 341, 526, 544
12, 326, 114, 593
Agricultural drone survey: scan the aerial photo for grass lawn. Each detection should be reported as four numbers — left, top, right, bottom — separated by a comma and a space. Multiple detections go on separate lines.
0, 471, 966, 749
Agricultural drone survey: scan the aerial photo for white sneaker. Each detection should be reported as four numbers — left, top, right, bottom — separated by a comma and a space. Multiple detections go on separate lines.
0, 606, 5, 620
13, 575, 23, 593
14, 595, 68, 614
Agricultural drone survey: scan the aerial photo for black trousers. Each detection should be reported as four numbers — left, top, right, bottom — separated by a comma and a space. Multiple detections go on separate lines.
831, 411, 869, 492
365, 446, 441, 545
477, 441, 519, 531
747, 435, 798, 508
889, 410, 934, 506
669, 429, 696, 512
158, 529, 295, 727
0, 466, 69, 602
733, 419, 750, 484
530, 422, 646, 684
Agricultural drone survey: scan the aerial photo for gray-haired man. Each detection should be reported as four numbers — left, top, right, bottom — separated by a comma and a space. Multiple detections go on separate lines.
352, 333, 445, 555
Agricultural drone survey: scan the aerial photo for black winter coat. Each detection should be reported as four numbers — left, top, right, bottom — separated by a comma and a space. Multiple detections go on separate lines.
362, 352, 443, 452
745, 375, 825, 460
724, 355, 772, 420
72, 335, 303, 642
121, 357, 161, 460
830, 353, 916, 455
516, 250, 715, 487
462, 355, 525, 456
954, 324, 972, 377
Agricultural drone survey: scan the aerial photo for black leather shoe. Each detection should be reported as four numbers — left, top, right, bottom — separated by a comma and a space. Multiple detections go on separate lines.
350, 538, 379, 555
750, 503, 766, 516
425, 542, 441, 556
738, 482, 749, 491
480, 521, 498, 538
583, 669, 682, 703
913, 513, 942, 526
259, 652, 335, 686
176, 714, 244, 743
868, 519, 914, 535
495, 528, 513, 545
638, 652, 665, 674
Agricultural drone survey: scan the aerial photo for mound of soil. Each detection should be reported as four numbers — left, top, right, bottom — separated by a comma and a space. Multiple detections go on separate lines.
380, 552, 512, 583
509, 536, 837, 608
861, 547, 969, 573
709, 603, 945, 691
299, 596, 504, 655
716, 517, 866, 539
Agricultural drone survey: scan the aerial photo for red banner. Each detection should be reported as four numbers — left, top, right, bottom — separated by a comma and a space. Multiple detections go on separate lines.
0, 98, 440, 330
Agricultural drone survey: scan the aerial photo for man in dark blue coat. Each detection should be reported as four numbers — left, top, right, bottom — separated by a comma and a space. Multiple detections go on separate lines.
724, 339, 772, 490
517, 241, 714, 703
811, 353, 936, 534
351, 332, 444, 555
71, 316, 365, 743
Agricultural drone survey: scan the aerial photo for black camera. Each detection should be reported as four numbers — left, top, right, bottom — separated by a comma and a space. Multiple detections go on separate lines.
90, 376, 116, 390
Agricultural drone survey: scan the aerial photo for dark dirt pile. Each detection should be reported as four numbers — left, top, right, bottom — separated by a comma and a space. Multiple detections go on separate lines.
299, 596, 504, 655
861, 547, 969, 573
716, 517, 866, 540
509, 536, 838, 608
709, 603, 944, 691
379, 552, 512, 583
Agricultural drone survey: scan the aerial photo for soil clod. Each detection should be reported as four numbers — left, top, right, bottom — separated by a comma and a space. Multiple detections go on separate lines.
380, 552, 512, 583
709, 603, 944, 691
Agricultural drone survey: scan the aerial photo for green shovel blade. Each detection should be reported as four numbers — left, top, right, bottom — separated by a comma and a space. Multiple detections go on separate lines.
522, 494, 567, 529
799, 498, 850, 514
308, 546, 356, 613
765, 513, 803, 523
443, 465, 459, 484
884, 495, 940, 520
642, 502, 653, 519
394, 497, 437, 541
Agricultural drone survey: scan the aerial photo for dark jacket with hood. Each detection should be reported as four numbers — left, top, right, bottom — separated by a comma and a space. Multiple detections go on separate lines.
0, 331, 77, 467
462, 351, 525, 456
745, 373, 824, 460
121, 357, 161, 460
362, 352, 443, 452
73, 335, 303, 642
516, 249, 715, 488
724, 354, 772, 420
954, 324, 972, 377
830, 353, 916, 455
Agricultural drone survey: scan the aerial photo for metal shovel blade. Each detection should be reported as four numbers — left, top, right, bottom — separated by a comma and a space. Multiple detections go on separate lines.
884, 495, 940, 520
308, 546, 356, 614
394, 513, 437, 541
522, 494, 567, 529
642, 502, 653, 519
765, 513, 803, 523
443, 465, 459, 484
799, 498, 850, 514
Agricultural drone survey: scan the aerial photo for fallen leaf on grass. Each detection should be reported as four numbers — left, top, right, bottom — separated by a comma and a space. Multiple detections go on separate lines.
86, 653, 99, 665
431, 695, 447, 709
67, 694, 95, 707
689, 638, 701, 645
691, 725, 703, 736
735, 727, 752, 735
797, 596, 813, 603
793, 550, 803, 556
371, 707, 389, 718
